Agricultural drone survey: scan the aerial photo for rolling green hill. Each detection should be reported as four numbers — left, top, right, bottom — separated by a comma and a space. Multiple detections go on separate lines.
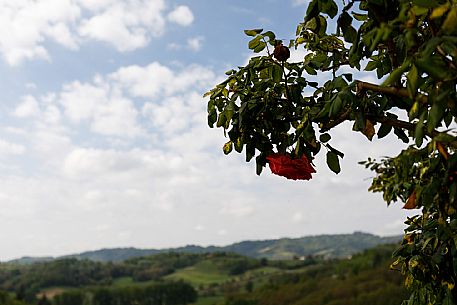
8, 232, 401, 264
0, 243, 408, 305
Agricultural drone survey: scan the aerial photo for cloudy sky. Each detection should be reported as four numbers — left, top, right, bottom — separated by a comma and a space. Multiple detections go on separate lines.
0, 0, 415, 261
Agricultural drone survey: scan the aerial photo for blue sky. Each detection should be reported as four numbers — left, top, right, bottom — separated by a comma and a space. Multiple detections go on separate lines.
0, 0, 414, 261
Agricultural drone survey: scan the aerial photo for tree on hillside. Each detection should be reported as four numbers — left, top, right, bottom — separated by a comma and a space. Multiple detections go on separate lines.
205, 0, 457, 303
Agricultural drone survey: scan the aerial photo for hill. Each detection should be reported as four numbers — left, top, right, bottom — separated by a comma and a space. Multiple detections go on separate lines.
0, 244, 409, 305
9, 232, 401, 264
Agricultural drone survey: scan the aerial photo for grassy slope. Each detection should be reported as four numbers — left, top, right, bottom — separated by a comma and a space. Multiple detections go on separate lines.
165, 261, 233, 286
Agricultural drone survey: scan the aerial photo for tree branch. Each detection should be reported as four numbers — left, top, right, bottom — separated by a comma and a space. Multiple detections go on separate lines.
356, 81, 428, 104
319, 108, 351, 132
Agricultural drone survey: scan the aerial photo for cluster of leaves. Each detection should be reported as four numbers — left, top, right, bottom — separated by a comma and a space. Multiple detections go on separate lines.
206, 0, 457, 303
362, 143, 457, 303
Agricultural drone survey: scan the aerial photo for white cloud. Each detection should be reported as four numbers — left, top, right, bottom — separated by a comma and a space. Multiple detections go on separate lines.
0, 0, 81, 65
63, 148, 144, 178
0, 139, 25, 155
110, 62, 216, 99
187, 36, 204, 52
194, 224, 205, 231
59, 79, 143, 137
78, 0, 166, 52
220, 201, 256, 218
77, 0, 115, 11
55, 62, 216, 138
167, 5, 194, 26
292, 212, 304, 223
0, 0, 195, 65
46, 22, 79, 49
13, 95, 41, 118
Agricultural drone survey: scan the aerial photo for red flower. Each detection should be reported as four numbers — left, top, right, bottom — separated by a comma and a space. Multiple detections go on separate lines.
266, 153, 316, 180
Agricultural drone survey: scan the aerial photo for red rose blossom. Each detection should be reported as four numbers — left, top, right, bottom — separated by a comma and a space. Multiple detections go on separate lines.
266, 153, 316, 180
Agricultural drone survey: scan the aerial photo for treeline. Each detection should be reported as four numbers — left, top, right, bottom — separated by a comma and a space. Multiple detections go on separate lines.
0, 281, 196, 305
51, 281, 196, 305
224, 245, 409, 305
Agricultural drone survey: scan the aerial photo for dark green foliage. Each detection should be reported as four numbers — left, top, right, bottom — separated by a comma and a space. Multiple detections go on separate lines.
0, 258, 112, 292
53, 290, 85, 305
0, 290, 28, 305
53, 282, 197, 305
225, 245, 408, 305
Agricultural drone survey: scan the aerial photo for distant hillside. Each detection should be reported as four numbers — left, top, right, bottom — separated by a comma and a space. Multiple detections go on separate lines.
7, 256, 54, 265
222, 231, 401, 260
9, 232, 401, 264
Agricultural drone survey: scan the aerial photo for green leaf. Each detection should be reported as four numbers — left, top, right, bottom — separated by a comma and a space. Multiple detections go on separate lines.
416, 56, 452, 80
256, 155, 265, 176
223, 141, 233, 155
342, 74, 353, 82
433, 133, 455, 143
305, 0, 321, 23
305, 16, 328, 36
430, 4, 450, 19
244, 29, 263, 37
263, 31, 276, 42
216, 112, 226, 128
253, 41, 266, 53
248, 36, 262, 49
377, 124, 392, 139
320, 133, 331, 143
208, 110, 217, 127
246, 142, 255, 162
408, 100, 421, 120
428, 101, 445, 131
338, 11, 352, 29
329, 95, 343, 117
234, 137, 243, 153
321, 0, 338, 18
327, 144, 344, 158
343, 26, 357, 43
412, 0, 439, 8
411, 5, 429, 15
394, 127, 409, 143
450, 182, 457, 204
271, 65, 283, 83
414, 113, 426, 147
326, 151, 341, 174
382, 59, 411, 86
442, 7, 457, 34
304, 65, 317, 75
365, 60, 378, 71
406, 65, 420, 98
352, 12, 367, 21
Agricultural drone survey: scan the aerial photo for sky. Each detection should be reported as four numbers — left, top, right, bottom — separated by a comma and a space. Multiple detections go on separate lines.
0, 0, 416, 261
